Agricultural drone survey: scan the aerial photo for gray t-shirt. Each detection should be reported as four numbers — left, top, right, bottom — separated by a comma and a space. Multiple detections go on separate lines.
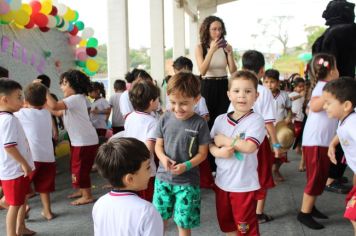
155, 112, 211, 186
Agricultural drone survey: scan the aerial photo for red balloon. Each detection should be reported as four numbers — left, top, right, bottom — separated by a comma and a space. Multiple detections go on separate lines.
39, 27, 50, 32
69, 26, 79, 36
25, 19, 35, 29
50, 6, 58, 16
33, 13, 48, 28
30, 1, 42, 14
86, 47, 98, 57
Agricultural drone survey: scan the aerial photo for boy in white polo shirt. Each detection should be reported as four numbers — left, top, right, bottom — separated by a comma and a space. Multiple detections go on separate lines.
123, 80, 160, 201
15, 83, 56, 220
211, 70, 266, 235
109, 79, 126, 134
323, 78, 356, 233
0, 78, 35, 236
93, 138, 163, 236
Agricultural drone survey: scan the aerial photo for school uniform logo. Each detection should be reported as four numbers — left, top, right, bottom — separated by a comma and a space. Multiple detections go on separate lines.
340, 138, 350, 147
347, 196, 356, 209
237, 222, 249, 234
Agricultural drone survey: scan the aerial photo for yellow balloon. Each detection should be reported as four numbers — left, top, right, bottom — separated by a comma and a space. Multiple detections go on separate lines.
14, 10, 30, 26
14, 23, 24, 29
79, 39, 87, 47
21, 3, 32, 15
0, 11, 15, 24
86, 59, 99, 72
40, 1, 53, 15
63, 8, 75, 21
55, 141, 70, 158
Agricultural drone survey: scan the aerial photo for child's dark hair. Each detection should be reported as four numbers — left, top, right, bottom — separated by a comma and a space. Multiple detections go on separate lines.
88, 81, 106, 98
229, 70, 259, 90
199, 16, 226, 49
37, 74, 51, 88
24, 83, 47, 106
0, 66, 9, 78
173, 56, 193, 72
323, 77, 356, 108
242, 50, 265, 75
264, 69, 280, 81
309, 53, 337, 91
0, 78, 22, 96
125, 68, 152, 83
167, 72, 200, 98
95, 137, 150, 188
291, 77, 305, 91
114, 79, 126, 91
60, 70, 91, 95
129, 81, 160, 112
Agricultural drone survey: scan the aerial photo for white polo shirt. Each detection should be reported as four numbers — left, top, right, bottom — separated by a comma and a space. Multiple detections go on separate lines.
109, 92, 125, 127
15, 108, 55, 163
302, 81, 338, 147
272, 90, 291, 122
90, 97, 110, 129
337, 112, 356, 174
0, 112, 35, 180
210, 111, 266, 192
63, 94, 99, 146
92, 191, 164, 236
124, 111, 158, 176
289, 91, 305, 122
119, 90, 134, 119
166, 96, 209, 117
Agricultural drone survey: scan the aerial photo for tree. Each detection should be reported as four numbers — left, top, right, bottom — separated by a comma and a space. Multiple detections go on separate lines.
304, 26, 326, 50
272, 16, 293, 55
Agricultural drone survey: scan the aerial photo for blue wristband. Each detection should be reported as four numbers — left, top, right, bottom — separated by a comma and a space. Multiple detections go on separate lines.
272, 143, 281, 149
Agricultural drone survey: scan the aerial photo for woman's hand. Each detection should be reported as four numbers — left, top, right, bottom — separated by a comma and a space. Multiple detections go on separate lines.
209, 38, 222, 53
224, 43, 233, 55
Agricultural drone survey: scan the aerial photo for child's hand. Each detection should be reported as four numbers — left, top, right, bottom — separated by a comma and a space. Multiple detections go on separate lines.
171, 163, 186, 175
33, 79, 42, 84
284, 117, 292, 124
328, 145, 337, 165
218, 146, 234, 159
300, 90, 306, 97
21, 163, 32, 177
273, 147, 280, 158
214, 134, 231, 147
161, 156, 176, 171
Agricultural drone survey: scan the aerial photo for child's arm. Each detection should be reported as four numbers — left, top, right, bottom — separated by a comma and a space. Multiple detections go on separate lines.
146, 140, 155, 156
171, 144, 209, 175
284, 108, 293, 124
209, 143, 234, 159
155, 138, 176, 171
309, 96, 325, 113
328, 135, 340, 165
265, 123, 280, 157
5, 147, 32, 177
214, 134, 258, 153
46, 92, 67, 111
52, 117, 58, 142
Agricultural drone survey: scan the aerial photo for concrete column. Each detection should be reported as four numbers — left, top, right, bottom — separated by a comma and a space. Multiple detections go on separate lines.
172, 1, 185, 59
189, 16, 198, 74
107, 0, 129, 97
150, 0, 165, 85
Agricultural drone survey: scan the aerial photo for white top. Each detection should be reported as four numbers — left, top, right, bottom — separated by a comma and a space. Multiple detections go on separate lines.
15, 108, 55, 163
63, 94, 99, 146
337, 112, 356, 173
166, 96, 209, 117
124, 111, 158, 177
92, 191, 164, 236
302, 81, 338, 147
0, 112, 35, 180
272, 90, 291, 122
90, 97, 110, 129
289, 91, 305, 122
109, 92, 125, 127
210, 111, 266, 192
119, 90, 134, 119
204, 47, 227, 77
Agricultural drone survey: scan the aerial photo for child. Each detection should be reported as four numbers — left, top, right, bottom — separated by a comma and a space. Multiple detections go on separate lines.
324, 78, 356, 234
15, 83, 56, 220
109, 79, 126, 134
263, 69, 292, 182
123, 80, 160, 201
0, 78, 35, 236
297, 53, 339, 229
93, 138, 163, 236
210, 70, 266, 236
153, 72, 210, 236
88, 81, 111, 138
43, 69, 99, 206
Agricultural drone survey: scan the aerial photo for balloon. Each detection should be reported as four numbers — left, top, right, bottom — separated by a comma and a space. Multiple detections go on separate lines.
10, 0, 21, 11
67, 23, 74, 32
63, 8, 75, 21
86, 37, 98, 48
0, 10, 15, 24
21, 3, 32, 15
77, 51, 87, 61
86, 47, 97, 57
55, 141, 70, 158
14, 10, 30, 26
56, 3, 67, 15
73, 11, 79, 21
69, 25, 79, 36
32, 13, 48, 27
81, 27, 94, 39
83, 68, 96, 76
58, 20, 69, 31
75, 21, 84, 30
30, 1, 42, 14
69, 35, 81, 45
76, 60, 86, 68
49, 5, 57, 16
40, 1, 52, 15
0, 2, 10, 15
79, 39, 87, 47
24, 18, 35, 28
39, 27, 50, 32
46, 15, 57, 28
298, 52, 312, 62
56, 17, 64, 27
86, 59, 99, 72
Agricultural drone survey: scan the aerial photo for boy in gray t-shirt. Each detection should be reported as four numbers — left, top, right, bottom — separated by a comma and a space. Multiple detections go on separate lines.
153, 72, 210, 235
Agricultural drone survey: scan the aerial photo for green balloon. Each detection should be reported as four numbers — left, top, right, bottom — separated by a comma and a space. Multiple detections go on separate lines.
73, 11, 79, 22
75, 21, 84, 31
75, 60, 86, 68
87, 38, 98, 48
83, 68, 96, 76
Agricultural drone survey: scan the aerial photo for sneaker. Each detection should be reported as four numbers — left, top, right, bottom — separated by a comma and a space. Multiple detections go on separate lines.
325, 181, 351, 194
257, 213, 274, 224
297, 212, 324, 230
311, 207, 328, 219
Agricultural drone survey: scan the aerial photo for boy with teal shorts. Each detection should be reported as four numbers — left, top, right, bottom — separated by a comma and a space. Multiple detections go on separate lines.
153, 72, 210, 236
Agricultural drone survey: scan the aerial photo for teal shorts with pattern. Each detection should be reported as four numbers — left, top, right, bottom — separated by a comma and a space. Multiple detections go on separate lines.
153, 179, 201, 229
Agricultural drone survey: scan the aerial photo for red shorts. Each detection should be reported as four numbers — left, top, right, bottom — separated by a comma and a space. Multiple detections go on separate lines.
112, 126, 124, 135
255, 188, 267, 200
1, 176, 30, 206
257, 137, 275, 190
199, 158, 214, 188
214, 185, 259, 235
71, 144, 98, 189
138, 177, 155, 202
294, 121, 303, 139
96, 129, 107, 137
303, 146, 330, 196
345, 185, 356, 221
30, 162, 56, 193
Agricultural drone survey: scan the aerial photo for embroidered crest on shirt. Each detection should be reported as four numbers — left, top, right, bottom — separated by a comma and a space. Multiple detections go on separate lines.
347, 196, 356, 209
341, 138, 350, 146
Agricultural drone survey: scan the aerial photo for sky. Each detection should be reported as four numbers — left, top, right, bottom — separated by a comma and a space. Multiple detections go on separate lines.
27, 0, 356, 54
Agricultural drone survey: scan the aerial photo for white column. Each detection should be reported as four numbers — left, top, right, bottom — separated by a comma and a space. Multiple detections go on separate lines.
189, 16, 198, 74
198, 6, 217, 26
107, 0, 129, 97
172, 1, 185, 60
150, 0, 165, 85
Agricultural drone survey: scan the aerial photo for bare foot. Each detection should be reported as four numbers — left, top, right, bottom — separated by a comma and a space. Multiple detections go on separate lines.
298, 162, 306, 172
41, 211, 56, 221
18, 227, 36, 236
273, 171, 285, 182
0, 197, 8, 210
67, 191, 82, 199
25, 205, 31, 219
70, 197, 94, 206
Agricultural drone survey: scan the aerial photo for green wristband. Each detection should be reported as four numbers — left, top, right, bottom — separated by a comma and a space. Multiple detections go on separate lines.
184, 161, 193, 171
